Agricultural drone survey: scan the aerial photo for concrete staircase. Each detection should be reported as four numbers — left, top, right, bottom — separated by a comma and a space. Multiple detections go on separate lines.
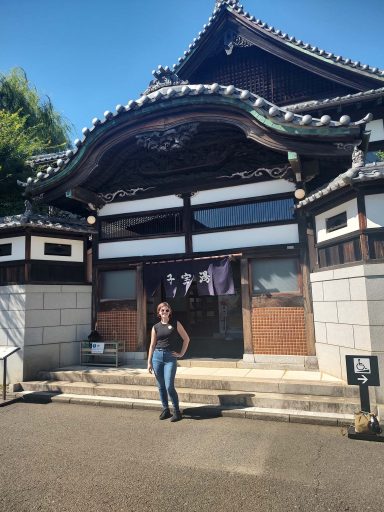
16, 360, 364, 426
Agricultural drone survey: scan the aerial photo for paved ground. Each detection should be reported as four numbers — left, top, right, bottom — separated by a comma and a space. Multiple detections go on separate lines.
0, 402, 383, 512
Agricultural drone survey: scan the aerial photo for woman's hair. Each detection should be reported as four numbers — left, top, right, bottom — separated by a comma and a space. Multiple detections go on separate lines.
157, 302, 172, 318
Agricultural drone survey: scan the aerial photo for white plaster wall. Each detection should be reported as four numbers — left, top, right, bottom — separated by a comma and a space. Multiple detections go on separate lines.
98, 236, 185, 258
365, 119, 384, 142
365, 193, 384, 228
311, 263, 384, 403
192, 224, 299, 252
30, 236, 84, 262
191, 180, 295, 206
99, 195, 184, 216
315, 199, 359, 243
0, 236, 25, 263
0, 284, 91, 383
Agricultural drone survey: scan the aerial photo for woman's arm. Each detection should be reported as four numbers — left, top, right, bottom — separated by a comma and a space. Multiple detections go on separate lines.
147, 327, 157, 373
172, 321, 190, 358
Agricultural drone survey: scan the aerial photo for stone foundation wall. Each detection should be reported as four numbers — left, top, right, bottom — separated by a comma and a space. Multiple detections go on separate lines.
311, 263, 384, 403
251, 307, 307, 355
0, 284, 91, 383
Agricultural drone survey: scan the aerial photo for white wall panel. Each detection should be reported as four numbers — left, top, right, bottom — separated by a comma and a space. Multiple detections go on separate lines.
366, 193, 384, 228
99, 195, 184, 216
191, 180, 295, 206
192, 224, 298, 252
30, 236, 83, 262
316, 199, 359, 243
0, 236, 25, 262
366, 119, 384, 142
98, 236, 185, 259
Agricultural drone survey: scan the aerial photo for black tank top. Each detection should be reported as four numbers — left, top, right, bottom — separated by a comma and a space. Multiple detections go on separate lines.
154, 320, 179, 351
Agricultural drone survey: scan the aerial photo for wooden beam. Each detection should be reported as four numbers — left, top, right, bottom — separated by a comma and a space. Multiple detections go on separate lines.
240, 257, 253, 356
136, 263, 147, 353
66, 187, 105, 209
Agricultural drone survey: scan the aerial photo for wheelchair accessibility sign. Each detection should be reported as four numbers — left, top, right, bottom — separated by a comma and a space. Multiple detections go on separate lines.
346, 355, 380, 386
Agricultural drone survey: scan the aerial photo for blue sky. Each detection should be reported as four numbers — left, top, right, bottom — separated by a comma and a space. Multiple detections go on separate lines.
2, 0, 384, 141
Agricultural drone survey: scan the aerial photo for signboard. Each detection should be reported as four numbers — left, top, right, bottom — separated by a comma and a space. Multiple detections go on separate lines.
0, 346, 21, 360
346, 355, 380, 387
91, 342, 105, 354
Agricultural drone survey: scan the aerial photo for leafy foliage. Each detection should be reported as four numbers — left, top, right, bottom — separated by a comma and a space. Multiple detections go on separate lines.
0, 68, 72, 216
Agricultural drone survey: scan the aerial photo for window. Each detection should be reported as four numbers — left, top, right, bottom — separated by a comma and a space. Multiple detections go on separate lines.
0, 243, 12, 257
192, 198, 294, 231
100, 211, 183, 240
326, 212, 347, 233
100, 270, 136, 300
251, 258, 299, 294
44, 242, 72, 257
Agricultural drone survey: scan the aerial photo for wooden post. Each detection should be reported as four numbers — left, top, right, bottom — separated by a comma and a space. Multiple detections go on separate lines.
240, 257, 253, 356
357, 192, 369, 261
136, 263, 147, 353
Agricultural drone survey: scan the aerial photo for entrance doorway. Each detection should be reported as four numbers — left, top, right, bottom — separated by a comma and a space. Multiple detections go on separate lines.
147, 261, 243, 359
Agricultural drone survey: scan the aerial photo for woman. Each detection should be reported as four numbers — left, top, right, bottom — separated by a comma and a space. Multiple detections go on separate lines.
147, 302, 190, 422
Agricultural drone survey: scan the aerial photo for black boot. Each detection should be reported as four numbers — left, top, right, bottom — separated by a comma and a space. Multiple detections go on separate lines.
159, 408, 171, 420
170, 410, 182, 422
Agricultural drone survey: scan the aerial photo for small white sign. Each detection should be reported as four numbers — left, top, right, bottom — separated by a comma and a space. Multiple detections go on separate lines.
0, 346, 20, 360
353, 357, 371, 374
91, 342, 105, 354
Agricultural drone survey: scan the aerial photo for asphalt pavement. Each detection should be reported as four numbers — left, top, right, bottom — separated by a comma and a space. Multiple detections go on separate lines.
0, 402, 383, 512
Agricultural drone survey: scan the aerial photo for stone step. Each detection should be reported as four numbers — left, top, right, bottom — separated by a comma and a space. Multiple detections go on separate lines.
15, 391, 355, 427
20, 380, 361, 414
37, 369, 359, 399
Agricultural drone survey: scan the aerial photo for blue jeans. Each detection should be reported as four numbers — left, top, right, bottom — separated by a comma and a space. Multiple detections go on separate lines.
152, 349, 179, 411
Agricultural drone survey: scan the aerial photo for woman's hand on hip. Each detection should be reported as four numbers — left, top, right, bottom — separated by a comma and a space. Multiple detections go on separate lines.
171, 351, 184, 358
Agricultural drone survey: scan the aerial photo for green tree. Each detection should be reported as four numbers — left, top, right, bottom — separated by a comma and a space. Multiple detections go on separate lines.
0, 68, 71, 215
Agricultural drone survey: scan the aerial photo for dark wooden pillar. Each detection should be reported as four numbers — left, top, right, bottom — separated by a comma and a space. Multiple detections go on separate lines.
136, 263, 147, 352
357, 192, 369, 261
182, 194, 192, 256
24, 232, 31, 284
240, 257, 253, 356
91, 230, 99, 330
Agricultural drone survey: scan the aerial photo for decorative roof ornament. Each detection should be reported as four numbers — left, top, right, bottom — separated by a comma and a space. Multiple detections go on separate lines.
352, 146, 366, 168
136, 123, 199, 153
142, 65, 189, 95
215, 0, 239, 8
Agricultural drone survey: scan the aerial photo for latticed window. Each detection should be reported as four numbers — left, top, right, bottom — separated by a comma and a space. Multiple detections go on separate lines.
100, 211, 183, 240
192, 197, 295, 231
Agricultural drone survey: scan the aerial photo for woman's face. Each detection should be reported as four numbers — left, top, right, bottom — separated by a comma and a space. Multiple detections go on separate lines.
159, 305, 171, 322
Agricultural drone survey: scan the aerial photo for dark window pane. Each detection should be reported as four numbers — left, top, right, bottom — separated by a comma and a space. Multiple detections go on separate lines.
100, 270, 136, 300
326, 212, 347, 233
100, 211, 182, 240
251, 258, 299, 294
193, 198, 294, 231
44, 243, 72, 257
0, 243, 12, 257
30, 263, 84, 283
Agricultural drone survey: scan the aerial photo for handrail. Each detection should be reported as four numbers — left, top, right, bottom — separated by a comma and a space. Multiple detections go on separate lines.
0, 346, 21, 401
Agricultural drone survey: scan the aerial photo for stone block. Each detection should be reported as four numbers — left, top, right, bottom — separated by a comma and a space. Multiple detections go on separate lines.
314, 322, 327, 343
0, 309, 25, 329
326, 323, 354, 348
76, 324, 91, 341
61, 309, 91, 326
323, 279, 350, 301
77, 292, 92, 309
43, 325, 77, 344
363, 262, 384, 277
25, 293, 44, 310
315, 342, 342, 380
7, 328, 25, 347
311, 282, 324, 301
7, 294, 26, 311
23, 343, 60, 380
349, 277, 367, 301
333, 265, 364, 279
313, 301, 338, 323
43, 292, 76, 310
25, 285, 61, 293
59, 341, 81, 367
0, 328, 8, 344
366, 277, 384, 300
310, 270, 334, 282
353, 325, 372, 351
337, 301, 369, 325
370, 326, 384, 352
61, 285, 92, 293
24, 327, 43, 346
0, 285, 25, 294
367, 301, 384, 326
25, 309, 60, 328
242, 353, 255, 363
0, 294, 9, 310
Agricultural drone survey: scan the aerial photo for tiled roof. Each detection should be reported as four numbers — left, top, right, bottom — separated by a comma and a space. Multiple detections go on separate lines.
297, 161, 384, 208
25, 81, 371, 190
0, 213, 96, 233
173, 0, 384, 81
